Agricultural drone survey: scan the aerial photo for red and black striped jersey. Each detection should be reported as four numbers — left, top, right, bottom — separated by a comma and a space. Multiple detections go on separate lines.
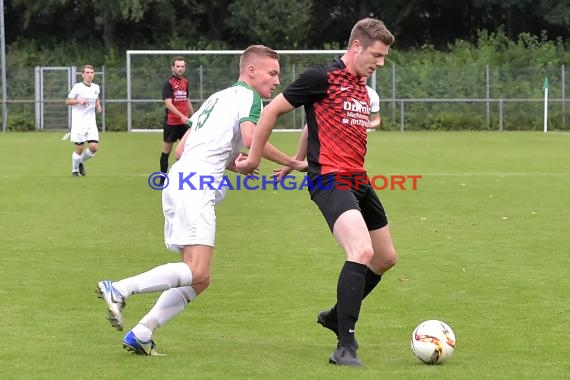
162, 75, 190, 125
283, 58, 370, 176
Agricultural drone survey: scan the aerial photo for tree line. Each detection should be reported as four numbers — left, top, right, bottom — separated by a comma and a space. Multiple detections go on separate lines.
6, 0, 570, 55
4, 0, 570, 132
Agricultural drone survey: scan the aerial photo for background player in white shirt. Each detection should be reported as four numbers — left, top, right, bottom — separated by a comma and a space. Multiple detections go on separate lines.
96, 45, 306, 356
66, 65, 102, 176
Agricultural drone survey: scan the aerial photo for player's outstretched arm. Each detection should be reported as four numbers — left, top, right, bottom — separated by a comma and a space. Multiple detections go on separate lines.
293, 124, 308, 160
237, 94, 306, 173
273, 124, 308, 181
240, 119, 305, 171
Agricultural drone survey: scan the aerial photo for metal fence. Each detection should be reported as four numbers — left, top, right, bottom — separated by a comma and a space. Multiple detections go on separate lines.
1, 62, 569, 132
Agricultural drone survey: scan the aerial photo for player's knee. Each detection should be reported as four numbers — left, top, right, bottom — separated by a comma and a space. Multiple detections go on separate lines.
191, 270, 211, 289
162, 143, 173, 155
194, 276, 211, 295
385, 248, 398, 269
349, 245, 374, 264
377, 248, 398, 273
201, 274, 212, 288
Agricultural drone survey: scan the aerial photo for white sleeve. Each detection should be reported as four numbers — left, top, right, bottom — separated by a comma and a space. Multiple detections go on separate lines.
238, 88, 262, 124
68, 84, 79, 99
367, 86, 380, 113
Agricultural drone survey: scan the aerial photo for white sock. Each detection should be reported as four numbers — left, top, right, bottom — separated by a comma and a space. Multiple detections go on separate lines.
71, 152, 82, 172
82, 148, 95, 162
112, 262, 193, 297
131, 323, 153, 342
135, 286, 198, 338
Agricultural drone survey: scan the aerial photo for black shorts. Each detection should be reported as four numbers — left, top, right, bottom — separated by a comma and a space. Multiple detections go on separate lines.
163, 124, 189, 143
309, 173, 388, 232
74, 140, 98, 145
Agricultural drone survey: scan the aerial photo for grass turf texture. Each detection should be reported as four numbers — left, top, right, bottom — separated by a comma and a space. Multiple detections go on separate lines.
0, 131, 568, 379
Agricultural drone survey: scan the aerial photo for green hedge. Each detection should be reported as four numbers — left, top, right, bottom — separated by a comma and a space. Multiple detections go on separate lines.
3, 30, 570, 131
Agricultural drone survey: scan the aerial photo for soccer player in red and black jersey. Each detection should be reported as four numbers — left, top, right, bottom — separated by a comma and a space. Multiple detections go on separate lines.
237, 18, 397, 367
160, 56, 194, 181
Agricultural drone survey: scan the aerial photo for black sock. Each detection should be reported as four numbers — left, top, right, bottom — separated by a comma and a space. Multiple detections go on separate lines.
160, 152, 170, 174
337, 261, 367, 347
363, 268, 382, 299
328, 268, 382, 322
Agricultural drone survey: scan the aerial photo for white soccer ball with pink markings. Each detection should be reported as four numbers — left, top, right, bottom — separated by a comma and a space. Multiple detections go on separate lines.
411, 320, 456, 364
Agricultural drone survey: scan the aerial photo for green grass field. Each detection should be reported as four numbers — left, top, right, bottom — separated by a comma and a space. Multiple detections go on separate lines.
0, 131, 569, 379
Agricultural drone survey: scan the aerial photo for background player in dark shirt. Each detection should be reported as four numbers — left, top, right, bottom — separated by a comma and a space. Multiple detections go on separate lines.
160, 56, 195, 181
237, 18, 396, 367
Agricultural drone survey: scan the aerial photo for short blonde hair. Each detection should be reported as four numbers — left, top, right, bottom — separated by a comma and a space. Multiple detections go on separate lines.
239, 45, 279, 73
348, 18, 395, 49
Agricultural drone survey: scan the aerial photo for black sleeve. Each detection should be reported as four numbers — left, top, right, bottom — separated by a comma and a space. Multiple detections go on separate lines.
162, 80, 173, 100
282, 64, 329, 108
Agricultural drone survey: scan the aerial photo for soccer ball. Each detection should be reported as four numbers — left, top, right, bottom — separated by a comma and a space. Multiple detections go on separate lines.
411, 320, 456, 364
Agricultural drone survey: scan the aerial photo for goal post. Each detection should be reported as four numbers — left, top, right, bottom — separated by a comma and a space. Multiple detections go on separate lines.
543, 77, 548, 133
125, 50, 345, 132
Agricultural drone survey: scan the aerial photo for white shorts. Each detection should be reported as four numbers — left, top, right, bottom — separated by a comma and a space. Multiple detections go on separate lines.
71, 126, 99, 144
162, 181, 217, 252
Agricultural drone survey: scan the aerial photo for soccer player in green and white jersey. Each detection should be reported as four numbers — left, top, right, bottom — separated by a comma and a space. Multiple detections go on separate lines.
96, 45, 306, 355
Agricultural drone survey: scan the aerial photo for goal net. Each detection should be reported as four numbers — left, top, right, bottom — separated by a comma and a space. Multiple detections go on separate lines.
126, 50, 345, 132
